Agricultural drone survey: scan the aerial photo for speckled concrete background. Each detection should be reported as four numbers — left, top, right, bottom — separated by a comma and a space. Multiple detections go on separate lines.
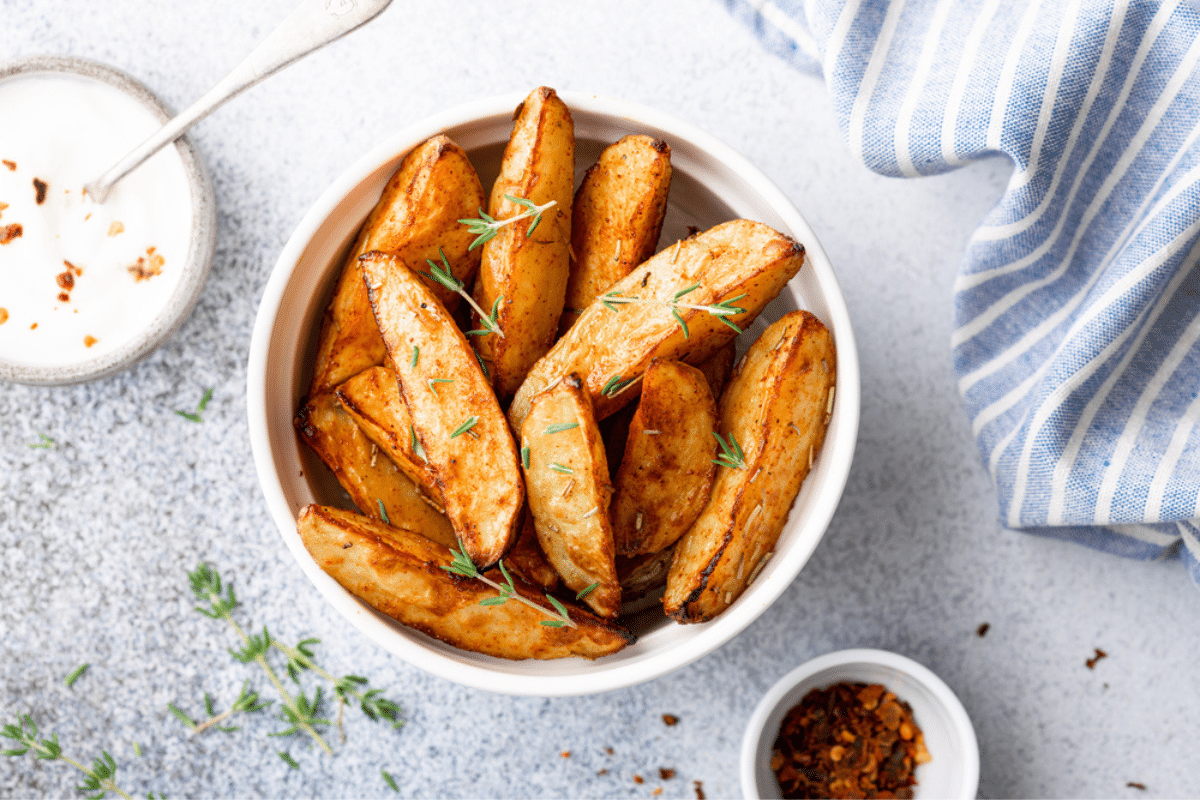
2, 1, 1197, 798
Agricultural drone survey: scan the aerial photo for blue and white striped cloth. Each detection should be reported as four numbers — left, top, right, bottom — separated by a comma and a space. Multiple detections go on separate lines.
726, 0, 1200, 586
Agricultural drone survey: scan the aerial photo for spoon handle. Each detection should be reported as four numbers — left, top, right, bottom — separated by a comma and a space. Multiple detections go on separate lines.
87, 0, 393, 202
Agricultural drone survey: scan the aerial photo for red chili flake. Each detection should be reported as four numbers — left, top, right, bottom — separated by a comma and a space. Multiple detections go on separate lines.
771, 682, 930, 799
33, 178, 48, 205
652, 789, 662, 796
659, 768, 675, 780
0, 201, 8, 218
128, 246, 165, 281
0, 308, 8, 325
0, 223, 22, 244
57, 292, 70, 303
605, 747, 614, 755
1086, 648, 1107, 670
560, 751, 570, 758
2, 160, 15, 171
693, 780, 706, 799
662, 714, 679, 726
976, 623, 990, 637
597, 769, 608, 776
633, 775, 644, 785
30, 322, 37, 330
64, 260, 83, 276
84, 336, 97, 348
56, 271, 75, 290
1127, 782, 1147, 790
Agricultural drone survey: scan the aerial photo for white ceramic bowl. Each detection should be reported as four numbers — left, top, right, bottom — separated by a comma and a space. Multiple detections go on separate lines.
742, 649, 979, 799
247, 91, 860, 696
0, 55, 216, 386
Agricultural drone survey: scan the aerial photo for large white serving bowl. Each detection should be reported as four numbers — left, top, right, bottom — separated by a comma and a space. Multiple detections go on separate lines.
247, 90, 860, 697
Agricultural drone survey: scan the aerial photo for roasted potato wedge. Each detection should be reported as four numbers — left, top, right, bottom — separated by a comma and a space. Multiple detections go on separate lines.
309, 135, 486, 395
508, 219, 806, 431
520, 375, 621, 618
664, 310, 836, 623
335, 365, 442, 506
559, 134, 672, 334
504, 508, 560, 592
472, 87, 575, 398
294, 392, 456, 546
361, 252, 523, 569
297, 505, 634, 660
612, 360, 717, 556
696, 340, 736, 397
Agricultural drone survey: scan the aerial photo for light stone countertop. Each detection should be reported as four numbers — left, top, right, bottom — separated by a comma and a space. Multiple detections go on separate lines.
2, 2, 1197, 798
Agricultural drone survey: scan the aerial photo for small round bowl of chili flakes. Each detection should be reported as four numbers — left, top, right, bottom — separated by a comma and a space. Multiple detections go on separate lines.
741, 649, 979, 800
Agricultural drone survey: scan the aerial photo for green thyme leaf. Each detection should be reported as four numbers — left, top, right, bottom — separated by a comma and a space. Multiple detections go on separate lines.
29, 433, 54, 449
64, 663, 89, 687
278, 751, 299, 770
383, 769, 400, 792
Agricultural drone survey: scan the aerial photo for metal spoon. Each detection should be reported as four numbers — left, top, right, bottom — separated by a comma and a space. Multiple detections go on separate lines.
84, 0, 393, 203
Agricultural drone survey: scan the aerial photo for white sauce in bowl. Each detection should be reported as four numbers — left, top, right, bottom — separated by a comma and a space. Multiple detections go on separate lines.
0, 72, 193, 368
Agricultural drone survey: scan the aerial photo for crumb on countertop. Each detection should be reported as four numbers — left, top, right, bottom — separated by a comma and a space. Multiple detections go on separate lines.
662, 714, 678, 726
694, 779, 705, 799
660, 768, 675, 780
1087, 648, 1108, 669
976, 622, 990, 637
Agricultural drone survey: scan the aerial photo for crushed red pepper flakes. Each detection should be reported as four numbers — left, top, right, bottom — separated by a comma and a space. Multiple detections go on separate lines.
771, 682, 930, 799
33, 177, 47, 205
633, 775, 644, 785
597, 769, 608, 776
1, 223, 22, 244
976, 622, 990, 637
693, 779, 705, 799
2, 160, 15, 171
1127, 782, 1147, 790
605, 747, 614, 755
1087, 648, 1108, 669
662, 714, 679, 726
659, 768, 675, 780
561, 751, 571, 758
653, 788, 663, 796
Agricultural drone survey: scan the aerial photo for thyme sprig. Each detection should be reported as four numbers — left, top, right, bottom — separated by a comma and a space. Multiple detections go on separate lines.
169, 681, 269, 734
2, 716, 132, 800
712, 431, 747, 470
419, 250, 504, 337
188, 564, 334, 754
601, 286, 747, 338
441, 545, 576, 628
459, 195, 557, 250
176, 387, 214, 423
29, 432, 54, 449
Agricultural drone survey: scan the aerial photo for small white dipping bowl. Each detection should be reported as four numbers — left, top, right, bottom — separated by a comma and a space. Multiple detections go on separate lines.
0, 56, 216, 386
248, 91, 860, 697
742, 649, 979, 799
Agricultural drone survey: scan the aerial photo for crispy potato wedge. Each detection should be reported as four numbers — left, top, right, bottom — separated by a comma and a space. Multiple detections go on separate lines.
505, 509, 560, 592
334, 365, 442, 506
520, 375, 621, 618
696, 340, 736, 397
360, 252, 523, 569
617, 547, 674, 602
309, 135, 486, 395
294, 392, 457, 546
559, 135, 672, 334
508, 219, 806, 431
612, 360, 717, 556
664, 310, 836, 623
472, 87, 575, 398
297, 505, 634, 660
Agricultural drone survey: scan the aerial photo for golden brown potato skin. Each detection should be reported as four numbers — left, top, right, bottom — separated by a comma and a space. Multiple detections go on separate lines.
294, 392, 457, 547
617, 547, 674, 602
612, 360, 717, 556
695, 340, 737, 398
297, 505, 634, 661
472, 87, 575, 398
560, 135, 672, 334
309, 135, 485, 395
334, 365, 442, 507
520, 375, 621, 619
504, 509, 560, 592
360, 252, 523, 569
663, 310, 836, 623
508, 219, 806, 432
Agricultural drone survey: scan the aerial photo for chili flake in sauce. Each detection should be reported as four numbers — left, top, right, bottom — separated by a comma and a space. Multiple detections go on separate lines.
771, 682, 931, 799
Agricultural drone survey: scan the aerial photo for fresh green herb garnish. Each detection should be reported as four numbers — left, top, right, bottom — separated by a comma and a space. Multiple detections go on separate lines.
465, 296, 503, 338
419, 249, 504, 337
382, 769, 400, 792
449, 416, 479, 439
544, 422, 579, 435
29, 432, 54, 449
410, 346, 419, 369
169, 681, 269, 735
377, 499, 390, 525
64, 663, 89, 687
459, 195, 557, 250
278, 751, 300, 770
549, 463, 574, 475
600, 373, 638, 398
427, 377, 454, 396
520, 445, 531, 470
176, 387, 214, 423
441, 545, 576, 628
576, 582, 599, 600
2, 715, 133, 799
712, 431, 747, 470
601, 287, 747, 338
409, 425, 428, 463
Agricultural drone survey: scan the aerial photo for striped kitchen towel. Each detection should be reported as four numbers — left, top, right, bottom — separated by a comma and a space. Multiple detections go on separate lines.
724, 0, 1200, 585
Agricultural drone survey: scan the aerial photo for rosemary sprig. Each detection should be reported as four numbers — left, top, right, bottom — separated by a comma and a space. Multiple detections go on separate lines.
601, 287, 747, 338
600, 374, 637, 398
176, 387, 214, 423
278, 751, 300, 770
29, 432, 54, 449
441, 544, 576, 628
466, 296, 503, 338
712, 431, 747, 470
459, 195, 557, 250
521, 445, 531, 470
449, 416, 479, 439
409, 425, 428, 463
419, 249, 504, 337
544, 422, 579, 434
576, 582, 599, 600
549, 463, 574, 475
2, 716, 132, 800
382, 768, 400, 792
188, 564, 334, 754
427, 377, 454, 396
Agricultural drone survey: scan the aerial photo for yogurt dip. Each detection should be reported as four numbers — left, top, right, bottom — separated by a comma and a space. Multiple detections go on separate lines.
0, 71, 193, 369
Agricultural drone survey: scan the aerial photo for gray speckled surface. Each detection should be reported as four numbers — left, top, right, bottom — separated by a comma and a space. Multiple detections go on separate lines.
3, 2, 1198, 798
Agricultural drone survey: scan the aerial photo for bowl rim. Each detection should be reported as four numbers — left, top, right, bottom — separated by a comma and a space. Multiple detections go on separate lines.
740, 648, 980, 800
0, 54, 216, 386
247, 89, 861, 696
